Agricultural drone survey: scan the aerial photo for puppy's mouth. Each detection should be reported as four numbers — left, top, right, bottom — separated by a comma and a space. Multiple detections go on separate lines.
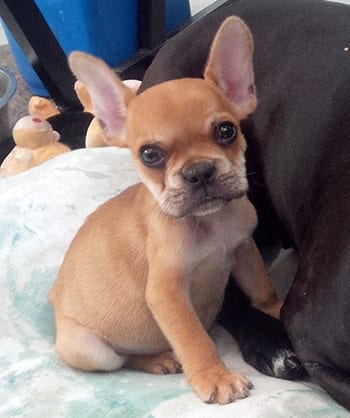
162, 186, 247, 218
191, 196, 230, 216
190, 189, 246, 216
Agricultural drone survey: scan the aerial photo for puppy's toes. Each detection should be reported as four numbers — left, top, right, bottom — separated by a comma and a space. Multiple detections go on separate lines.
125, 350, 182, 374
190, 367, 252, 404
150, 351, 182, 374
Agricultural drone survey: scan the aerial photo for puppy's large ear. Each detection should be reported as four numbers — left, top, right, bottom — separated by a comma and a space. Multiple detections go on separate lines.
204, 17, 257, 120
69, 52, 135, 147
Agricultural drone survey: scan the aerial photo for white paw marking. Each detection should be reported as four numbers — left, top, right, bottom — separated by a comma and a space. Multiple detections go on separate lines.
271, 349, 295, 376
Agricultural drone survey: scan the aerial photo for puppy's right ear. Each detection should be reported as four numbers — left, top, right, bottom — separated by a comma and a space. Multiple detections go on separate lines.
69, 52, 135, 147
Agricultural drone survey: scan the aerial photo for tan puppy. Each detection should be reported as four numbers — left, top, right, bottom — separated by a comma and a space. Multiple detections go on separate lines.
49, 17, 282, 404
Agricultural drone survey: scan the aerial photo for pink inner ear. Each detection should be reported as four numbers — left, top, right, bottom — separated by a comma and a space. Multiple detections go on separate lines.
216, 34, 254, 107
85, 76, 128, 141
207, 17, 257, 118
69, 52, 131, 145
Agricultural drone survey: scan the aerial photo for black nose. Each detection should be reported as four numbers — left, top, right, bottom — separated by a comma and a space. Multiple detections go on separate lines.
182, 162, 216, 189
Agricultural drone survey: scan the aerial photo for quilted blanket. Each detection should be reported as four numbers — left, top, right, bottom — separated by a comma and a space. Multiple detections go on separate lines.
0, 148, 349, 417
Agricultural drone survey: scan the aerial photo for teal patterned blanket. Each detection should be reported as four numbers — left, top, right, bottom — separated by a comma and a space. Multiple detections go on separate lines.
0, 148, 348, 418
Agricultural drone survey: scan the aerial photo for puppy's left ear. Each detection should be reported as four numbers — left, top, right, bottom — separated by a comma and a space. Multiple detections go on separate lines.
204, 16, 257, 120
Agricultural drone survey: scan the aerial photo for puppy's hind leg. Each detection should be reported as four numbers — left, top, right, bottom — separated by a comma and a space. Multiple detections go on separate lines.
125, 350, 182, 375
55, 316, 126, 372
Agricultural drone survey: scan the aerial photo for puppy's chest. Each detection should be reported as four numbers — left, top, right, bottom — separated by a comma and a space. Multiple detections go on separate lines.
181, 203, 255, 327
184, 216, 243, 287
184, 202, 255, 270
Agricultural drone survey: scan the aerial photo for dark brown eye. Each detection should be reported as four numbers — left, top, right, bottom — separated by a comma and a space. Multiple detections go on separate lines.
214, 121, 237, 146
139, 145, 166, 168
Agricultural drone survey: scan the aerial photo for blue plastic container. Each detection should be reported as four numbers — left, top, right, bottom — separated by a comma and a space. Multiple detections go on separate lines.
34, 0, 138, 67
166, 0, 191, 33
5, 0, 190, 96
5, 0, 138, 96
3, 24, 46, 96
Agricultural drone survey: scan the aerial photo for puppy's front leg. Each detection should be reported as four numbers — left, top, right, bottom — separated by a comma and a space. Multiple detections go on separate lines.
146, 265, 252, 404
232, 238, 282, 319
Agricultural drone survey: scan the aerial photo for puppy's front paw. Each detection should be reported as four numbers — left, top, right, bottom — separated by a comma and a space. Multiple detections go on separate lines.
190, 367, 252, 404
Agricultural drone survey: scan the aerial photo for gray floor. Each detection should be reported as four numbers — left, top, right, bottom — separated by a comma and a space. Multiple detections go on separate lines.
1, 44, 31, 136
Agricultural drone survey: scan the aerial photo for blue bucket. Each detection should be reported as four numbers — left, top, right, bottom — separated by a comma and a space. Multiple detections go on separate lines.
166, 0, 191, 33
4, 0, 190, 97
4, 0, 138, 96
